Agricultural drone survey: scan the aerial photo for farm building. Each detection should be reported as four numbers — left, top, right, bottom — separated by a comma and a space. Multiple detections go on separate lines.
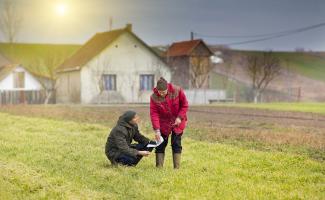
165, 39, 215, 89
0, 43, 80, 104
0, 61, 45, 104
56, 24, 171, 104
0, 65, 43, 91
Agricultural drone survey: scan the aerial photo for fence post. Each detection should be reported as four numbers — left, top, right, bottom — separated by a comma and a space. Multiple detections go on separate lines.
297, 87, 301, 102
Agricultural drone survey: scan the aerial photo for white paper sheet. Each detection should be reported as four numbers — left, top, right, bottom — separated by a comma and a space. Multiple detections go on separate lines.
147, 136, 164, 148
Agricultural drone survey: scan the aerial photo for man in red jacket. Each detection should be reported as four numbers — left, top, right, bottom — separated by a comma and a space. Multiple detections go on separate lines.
150, 77, 189, 169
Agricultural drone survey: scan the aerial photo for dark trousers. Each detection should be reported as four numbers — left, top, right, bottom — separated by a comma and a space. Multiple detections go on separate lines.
115, 143, 153, 166
155, 132, 182, 154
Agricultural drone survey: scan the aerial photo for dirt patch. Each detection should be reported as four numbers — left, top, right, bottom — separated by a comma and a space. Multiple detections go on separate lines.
189, 106, 325, 129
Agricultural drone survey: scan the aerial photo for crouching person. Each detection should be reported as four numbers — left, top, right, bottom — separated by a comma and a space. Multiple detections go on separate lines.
105, 111, 153, 166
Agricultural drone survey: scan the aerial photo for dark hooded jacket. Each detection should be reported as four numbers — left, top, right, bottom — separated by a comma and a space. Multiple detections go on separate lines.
105, 116, 150, 162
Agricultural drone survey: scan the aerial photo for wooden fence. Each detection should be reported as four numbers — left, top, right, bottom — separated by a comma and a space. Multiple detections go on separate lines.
0, 90, 47, 105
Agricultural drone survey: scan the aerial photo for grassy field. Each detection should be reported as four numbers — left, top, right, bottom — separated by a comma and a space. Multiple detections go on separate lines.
212, 102, 325, 115
274, 52, 325, 82
0, 109, 324, 199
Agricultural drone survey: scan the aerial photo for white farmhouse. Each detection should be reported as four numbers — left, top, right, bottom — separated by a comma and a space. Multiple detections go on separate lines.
56, 24, 171, 104
0, 62, 45, 104
0, 65, 43, 91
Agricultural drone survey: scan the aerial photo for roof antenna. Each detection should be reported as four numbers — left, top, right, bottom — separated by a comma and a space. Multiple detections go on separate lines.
109, 16, 113, 31
191, 31, 194, 40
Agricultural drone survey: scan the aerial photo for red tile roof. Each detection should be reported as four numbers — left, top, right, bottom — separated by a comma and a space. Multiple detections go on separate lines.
166, 39, 214, 57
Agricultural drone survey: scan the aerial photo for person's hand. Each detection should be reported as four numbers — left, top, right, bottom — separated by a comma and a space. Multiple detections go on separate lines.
173, 117, 182, 126
155, 129, 161, 141
138, 151, 150, 156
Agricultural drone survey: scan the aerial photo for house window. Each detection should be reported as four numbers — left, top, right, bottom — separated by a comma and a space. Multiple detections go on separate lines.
102, 74, 116, 91
140, 74, 154, 91
13, 72, 25, 88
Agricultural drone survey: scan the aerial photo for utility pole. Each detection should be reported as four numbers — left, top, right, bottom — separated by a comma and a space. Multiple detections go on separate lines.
190, 31, 194, 40
285, 59, 292, 100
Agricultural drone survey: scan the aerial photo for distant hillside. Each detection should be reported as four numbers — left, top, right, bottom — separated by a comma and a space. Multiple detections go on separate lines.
210, 48, 325, 101
0, 43, 81, 77
241, 50, 325, 82
274, 52, 325, 82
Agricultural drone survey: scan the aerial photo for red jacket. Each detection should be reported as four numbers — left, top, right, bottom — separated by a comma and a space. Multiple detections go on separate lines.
150, 83, 189, 136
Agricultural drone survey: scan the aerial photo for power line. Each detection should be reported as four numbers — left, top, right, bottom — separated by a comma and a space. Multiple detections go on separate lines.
193, 22, 325, 46
194, 22, 325, 38
225, 26, 324, 46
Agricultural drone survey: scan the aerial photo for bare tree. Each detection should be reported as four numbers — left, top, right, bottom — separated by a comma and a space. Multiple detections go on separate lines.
33, 52, 66, 104
135, 60, 167, 102
244, 52, 281, 103
0, 0, 22, 43
189, 55, 214, 89
218, 48, 239, 102
153, 59, 170, 81
92, 58, 111, 94
215, 47, 235, 89
90, 58, 112, 103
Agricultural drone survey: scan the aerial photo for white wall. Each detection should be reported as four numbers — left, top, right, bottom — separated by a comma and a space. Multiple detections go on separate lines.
80, 32, 171, 104
0, 66, 43, 91
56, 70, 81, 103
185, 89, 226, 104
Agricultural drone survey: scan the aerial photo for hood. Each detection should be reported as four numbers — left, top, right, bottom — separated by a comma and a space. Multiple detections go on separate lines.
117, 116, 134, 129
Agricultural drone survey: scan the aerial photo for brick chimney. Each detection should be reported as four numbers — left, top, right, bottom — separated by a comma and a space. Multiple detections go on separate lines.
125, 23, 132, 32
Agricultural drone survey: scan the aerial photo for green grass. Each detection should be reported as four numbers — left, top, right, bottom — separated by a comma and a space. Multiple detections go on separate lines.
212, 102, 325, 115
274, 52, 325, 82
0, 113, 324, 199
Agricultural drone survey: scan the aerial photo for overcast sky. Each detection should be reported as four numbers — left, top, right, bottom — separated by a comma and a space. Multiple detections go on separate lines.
0, 0, 325, 51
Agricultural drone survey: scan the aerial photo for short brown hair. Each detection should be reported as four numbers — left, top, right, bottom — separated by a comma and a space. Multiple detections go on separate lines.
156, 77, 168, 91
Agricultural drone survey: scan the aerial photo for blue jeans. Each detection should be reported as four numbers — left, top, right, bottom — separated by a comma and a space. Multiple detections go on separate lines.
115, 143, 153, 166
